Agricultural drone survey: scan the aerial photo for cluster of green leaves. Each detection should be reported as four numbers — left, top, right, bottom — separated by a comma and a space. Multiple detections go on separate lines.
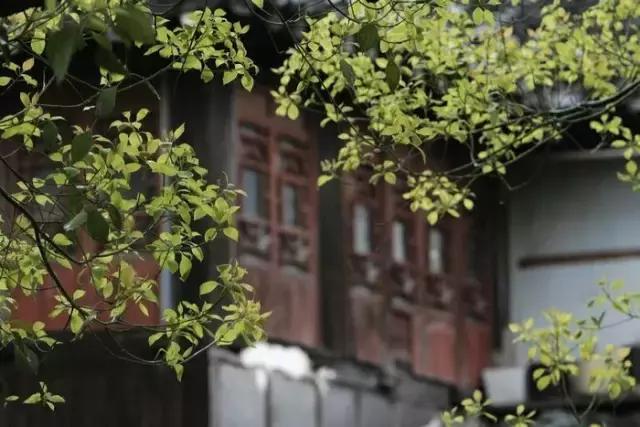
3, 0, 256, 87
268, 1, 640, 425
5, 381, 65, 411
149, 262, 268, 380
147, 8, 256, 90
592, 114, 640, 190
0, 0, 264, 409
441, 390, 535, 427
510, 310, 635, 400
442, 299, 636, 427
273, 0, 640, 224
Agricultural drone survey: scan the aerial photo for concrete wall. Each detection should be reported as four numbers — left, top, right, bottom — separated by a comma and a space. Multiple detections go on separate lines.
208, 349, 450, 427
508, 156, 640, 364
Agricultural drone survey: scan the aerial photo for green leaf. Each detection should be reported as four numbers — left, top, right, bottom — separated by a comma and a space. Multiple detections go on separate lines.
31, 34, 45, 55
200, 280, 219, 295
427, 211, 438, 225
52, 233, 73, 246
173, 123, 185, 140
69, 311, 83, 334
251, 0, 264, 7
48, 395, 65, 404
106, 204, 122, 230
19, 92, 30, 107
64, 209, 87, 232
536, 375, 551, 391
223, 70, 238, 85
609, 382, 621, 399
71, 132, 92, 163
179, 255, 192, 279
136, 109, 150, 122
87, 209, 110, 243
0, 76, 11, 86
626, 160, 637, 175
356, 23, 379, 51
201, 68, 214, 83
317, 175, 332, 187
611, 139, 627, 149
46, 18, 83, 83
22, 58, 35, 72
384, 172, 396, 185
386, 61, 400, 91
96, 87, 117, 118
138, 303, 149, 317
114, 6, 155, 45
41, 120, 58, 149
184, 55, 202, 71
23, 393, 41, 405
287, 103, 299, 120
241, 74, 254, 91
73, 289, 85, 300
533, 368, 546, 380
472, 7, 485, 25
340, 60, 355, 87
223, 227, 238, 241
148, 332, 163, 346
484, 9, 495, 25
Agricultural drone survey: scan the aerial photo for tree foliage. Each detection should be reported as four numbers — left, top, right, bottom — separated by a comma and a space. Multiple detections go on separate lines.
0, 0, 265, 410
3, 0, 640, 421
270, 0, 640, 425
274, 0, 640, 224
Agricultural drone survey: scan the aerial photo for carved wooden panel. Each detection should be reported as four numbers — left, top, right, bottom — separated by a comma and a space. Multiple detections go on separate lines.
235, 88, 319, 347
412, 308, 457, 382
460, 319, 491, 388
343, 169, 493, 386
349, 286, 387, 365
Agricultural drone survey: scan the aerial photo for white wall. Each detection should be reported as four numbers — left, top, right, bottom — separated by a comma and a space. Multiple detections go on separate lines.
508, 157, 640, 364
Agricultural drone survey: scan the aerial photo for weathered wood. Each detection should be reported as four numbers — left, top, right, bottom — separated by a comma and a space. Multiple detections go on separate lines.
0, 332, 201, 426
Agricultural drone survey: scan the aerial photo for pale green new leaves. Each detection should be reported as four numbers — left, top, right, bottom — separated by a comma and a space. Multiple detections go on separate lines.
147, 9, 257, 90
445, 287, 636, 425
509, 306, 636, 401
0, 0, 265, 406
22, 382, 65, 411
273, 0, 640, 223
151, 263, 269, 379
441, 390, 497, 427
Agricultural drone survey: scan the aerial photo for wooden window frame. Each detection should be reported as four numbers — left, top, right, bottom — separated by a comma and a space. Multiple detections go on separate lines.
235, 97, 318, 276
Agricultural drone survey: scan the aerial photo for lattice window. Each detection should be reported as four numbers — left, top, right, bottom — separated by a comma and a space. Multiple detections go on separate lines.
236, 119, 316, 274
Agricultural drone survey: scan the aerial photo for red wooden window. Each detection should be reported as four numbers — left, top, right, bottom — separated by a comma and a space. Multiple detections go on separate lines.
236, 114, 317, 274
344, 168, 493, 384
